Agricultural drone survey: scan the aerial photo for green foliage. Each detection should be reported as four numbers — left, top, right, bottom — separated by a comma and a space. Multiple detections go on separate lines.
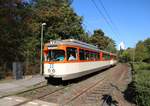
133, 63, 150, 106
0, 0, 85, 63
119, 38, 150, 63
135, 41, 149, 62
134, 62, 150, 71
23, 37, 39, 60
105, 39, 117, 53
123, 38, 150, 105
119, 48, 134, 62
78, 33, 90, 43
89, 29, 116, 53
120, 51, 130, 62
0, 0, 32, 62
143, 38, 150, 62
29, 0, 84, 41
90, 29, 106, 50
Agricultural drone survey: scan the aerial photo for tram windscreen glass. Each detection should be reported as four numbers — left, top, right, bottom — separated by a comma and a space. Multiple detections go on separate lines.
45, 50, 65, 61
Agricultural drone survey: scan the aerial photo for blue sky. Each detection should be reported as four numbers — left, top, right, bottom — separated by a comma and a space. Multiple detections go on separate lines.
71, 0, 150, 48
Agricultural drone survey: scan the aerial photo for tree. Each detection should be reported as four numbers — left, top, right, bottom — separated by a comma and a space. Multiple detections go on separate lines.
0, 0, 32, 63
90, 29, 106, 49
78, 32, 90, 43
143, 38, 150, 62
135, 41, 148, 62
105, 38, 117, 53
119, 48, 135, 62
135, 39, 149, 62
0, 0, 35, 77
27, 0, 84, 41
89, 29, 116, 53
118, 38, 150, 63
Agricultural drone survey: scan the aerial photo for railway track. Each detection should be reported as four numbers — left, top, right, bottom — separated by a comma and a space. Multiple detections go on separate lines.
14, 73, 106, 105
40, 75, 106, 105
14, 86, 69, 106
12, 65, 109, 105
60, 64, 131, 105
1, 64, 131, 106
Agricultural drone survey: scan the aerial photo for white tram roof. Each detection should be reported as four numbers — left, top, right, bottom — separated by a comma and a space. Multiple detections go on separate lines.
45, 39, 116, 55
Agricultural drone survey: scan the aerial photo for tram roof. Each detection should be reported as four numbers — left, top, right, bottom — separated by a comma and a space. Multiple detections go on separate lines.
45, 39, 116, 55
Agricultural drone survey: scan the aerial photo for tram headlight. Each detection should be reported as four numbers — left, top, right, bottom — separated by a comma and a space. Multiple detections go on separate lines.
48, 69, 51, 73
48, 69, 55, 73
52, 69, 55, 73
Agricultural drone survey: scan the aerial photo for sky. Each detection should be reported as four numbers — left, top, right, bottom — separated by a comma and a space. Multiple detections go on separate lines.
71, 0, 150, 48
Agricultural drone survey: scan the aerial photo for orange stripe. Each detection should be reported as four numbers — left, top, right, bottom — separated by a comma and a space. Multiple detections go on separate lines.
43, 60, 111, 64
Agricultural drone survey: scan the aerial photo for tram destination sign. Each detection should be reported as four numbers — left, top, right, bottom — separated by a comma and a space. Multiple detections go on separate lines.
48, 45, 58, 49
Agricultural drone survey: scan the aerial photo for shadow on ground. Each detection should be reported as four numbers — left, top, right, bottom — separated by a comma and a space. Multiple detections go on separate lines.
123, 81, 136, 104
102, 94, 118, 106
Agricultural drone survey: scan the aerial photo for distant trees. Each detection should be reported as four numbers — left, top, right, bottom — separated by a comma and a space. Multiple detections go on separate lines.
135, 38, 150, 62
119, 38, 150, 63
119, 48, 134, 62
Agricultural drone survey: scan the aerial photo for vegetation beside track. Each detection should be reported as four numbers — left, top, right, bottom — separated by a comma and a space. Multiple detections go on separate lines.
124, 62, 150, 106
120, 37, 150, 105
132, 62, 150, 106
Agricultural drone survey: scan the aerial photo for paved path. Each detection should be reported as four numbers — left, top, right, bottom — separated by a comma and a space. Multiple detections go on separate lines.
0, 75, 46, 97
0, 96, 59, 106
0, 75, 59, 106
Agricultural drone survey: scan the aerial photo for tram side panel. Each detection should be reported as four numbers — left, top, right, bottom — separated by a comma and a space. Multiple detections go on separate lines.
61, 61, 111, 80
43, 60, 117, 80
44, 61, 111, 80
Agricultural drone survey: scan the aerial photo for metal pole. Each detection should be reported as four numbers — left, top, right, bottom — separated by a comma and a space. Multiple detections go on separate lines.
40, 23, 46, 75
40, 25, 43, 75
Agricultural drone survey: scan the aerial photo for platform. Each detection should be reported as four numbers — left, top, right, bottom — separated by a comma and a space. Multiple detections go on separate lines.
0, 75, 46, 97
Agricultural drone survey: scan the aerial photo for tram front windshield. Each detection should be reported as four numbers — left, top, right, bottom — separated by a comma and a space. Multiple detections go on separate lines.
44, 50, 65, 62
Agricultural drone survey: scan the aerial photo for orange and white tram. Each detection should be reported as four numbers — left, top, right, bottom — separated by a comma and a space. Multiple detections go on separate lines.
43, 39, 117, 80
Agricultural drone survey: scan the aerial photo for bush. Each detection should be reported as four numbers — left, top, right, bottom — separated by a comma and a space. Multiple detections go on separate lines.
133, 63, 150, 106
134, 62, 150, 70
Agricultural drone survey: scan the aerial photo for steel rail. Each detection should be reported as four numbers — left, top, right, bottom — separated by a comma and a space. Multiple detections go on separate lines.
14, 84, 72, 106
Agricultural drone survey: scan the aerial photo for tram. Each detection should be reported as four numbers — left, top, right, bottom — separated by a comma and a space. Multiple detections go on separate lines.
43, 39, 117, 80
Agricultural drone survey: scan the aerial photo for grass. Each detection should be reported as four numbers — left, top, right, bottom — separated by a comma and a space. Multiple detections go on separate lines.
133, 62, 150, 106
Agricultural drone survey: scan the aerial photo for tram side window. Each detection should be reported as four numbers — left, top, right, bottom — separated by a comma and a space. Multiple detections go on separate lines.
67, 47, 77, 61
91, 52, 96, 60
44, 50, 65, 61
79, 50, 100, 61
79, 49, 85, 60
85, 50, 90, 60
103, 53, 110, 60
96, 53, 100, 60
88, 51, 98, 60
